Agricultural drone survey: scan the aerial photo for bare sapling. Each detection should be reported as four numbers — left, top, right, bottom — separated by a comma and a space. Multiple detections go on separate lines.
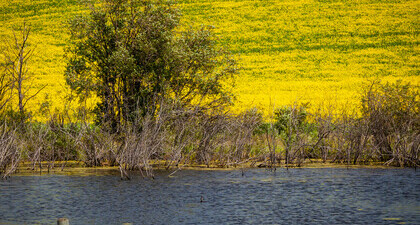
3, 23, 46, 123
0, 123, 19, 178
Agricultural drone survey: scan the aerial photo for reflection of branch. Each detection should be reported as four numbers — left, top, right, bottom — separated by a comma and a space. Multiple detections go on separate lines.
22, 84, 47, 108
168, 167, 181, 177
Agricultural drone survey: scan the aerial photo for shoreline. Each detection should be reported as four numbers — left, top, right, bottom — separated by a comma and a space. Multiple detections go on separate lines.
11, 160, 410, 177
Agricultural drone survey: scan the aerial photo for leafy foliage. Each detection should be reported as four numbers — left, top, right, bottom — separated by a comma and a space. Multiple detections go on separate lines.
274, 104, 309, 135
65, 0, 236, 130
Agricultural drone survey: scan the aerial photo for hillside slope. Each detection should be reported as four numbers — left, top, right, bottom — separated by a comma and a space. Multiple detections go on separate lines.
1, 0, 418, 118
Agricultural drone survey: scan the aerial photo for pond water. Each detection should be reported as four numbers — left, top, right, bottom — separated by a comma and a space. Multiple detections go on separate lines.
0, 168, 419, 225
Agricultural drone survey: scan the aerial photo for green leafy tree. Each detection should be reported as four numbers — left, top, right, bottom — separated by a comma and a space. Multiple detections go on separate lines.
65, 0, 237, 131
273, 103, 311, 166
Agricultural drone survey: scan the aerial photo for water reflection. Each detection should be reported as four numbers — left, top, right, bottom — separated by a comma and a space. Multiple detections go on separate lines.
0, 168, 419, 225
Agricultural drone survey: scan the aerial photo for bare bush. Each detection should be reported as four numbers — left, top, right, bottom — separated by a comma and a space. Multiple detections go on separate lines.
326, 80, 419, 167
0, 123, 19, 178
202, 108, 262, 168
165, 106, 202, 168
73, 125, 110, 167
310, 108, 335, 163
20, 124, 48, 171
115, 106, 170, 179
195, 112, 227, 167
226, 109, 262, 166
361, 80, 419, 166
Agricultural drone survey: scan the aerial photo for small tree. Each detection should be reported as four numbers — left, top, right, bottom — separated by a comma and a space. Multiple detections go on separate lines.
3, 24, 45, 123
65, 0, 237, 132
274, 103, 311, 166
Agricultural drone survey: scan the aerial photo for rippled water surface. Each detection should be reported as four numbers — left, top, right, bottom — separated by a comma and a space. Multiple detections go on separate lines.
1, 168, 419, 225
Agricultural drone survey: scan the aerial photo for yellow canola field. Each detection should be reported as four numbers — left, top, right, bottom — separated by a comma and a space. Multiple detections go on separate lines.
1, 0, 419, 119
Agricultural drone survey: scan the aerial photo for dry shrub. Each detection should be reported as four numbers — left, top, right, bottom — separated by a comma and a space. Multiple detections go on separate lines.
360, 80, 419, 166
0, 123, 19, 178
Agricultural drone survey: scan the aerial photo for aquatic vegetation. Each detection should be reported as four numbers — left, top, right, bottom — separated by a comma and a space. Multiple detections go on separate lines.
1, 0, 418, 118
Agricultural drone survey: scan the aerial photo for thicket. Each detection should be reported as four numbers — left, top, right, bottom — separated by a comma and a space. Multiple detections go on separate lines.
1, 78, 417, 179
1, 0, 418, 179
